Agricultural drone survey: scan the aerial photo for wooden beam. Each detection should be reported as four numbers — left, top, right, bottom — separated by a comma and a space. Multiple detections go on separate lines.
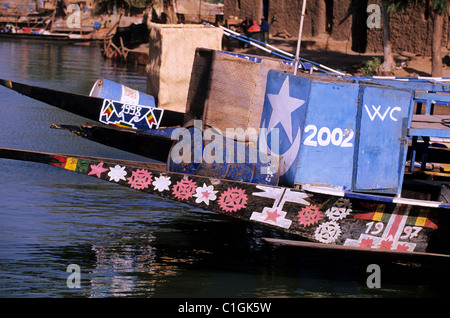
263, 237, 450, 259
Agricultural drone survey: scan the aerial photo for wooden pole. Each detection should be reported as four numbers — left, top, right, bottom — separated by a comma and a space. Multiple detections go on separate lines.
293, 0, 307, 75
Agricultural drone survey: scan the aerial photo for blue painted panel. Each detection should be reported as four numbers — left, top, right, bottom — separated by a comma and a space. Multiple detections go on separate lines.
90, 78, 156, 107
294, 81, 360, 189
258, 71, 312, 186
169, 128, 279, 185
351, 77, 450, 93
168, 127, 202, 175
355, 85, 413, 193
143, 127, 179, 137
258, 71, 415, 192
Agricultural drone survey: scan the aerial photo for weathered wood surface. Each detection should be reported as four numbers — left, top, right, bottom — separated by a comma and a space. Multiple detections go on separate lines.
0, 147, 448, 257
263, 238, 450, 259
0, 147, 167, 171
410, 115, 450, 138
186, 48, 292, 134
51, 123, 175, 163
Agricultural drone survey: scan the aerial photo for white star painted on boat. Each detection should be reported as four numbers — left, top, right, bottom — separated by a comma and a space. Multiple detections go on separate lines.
193, 183, 218, 205
266, 77, 305, 143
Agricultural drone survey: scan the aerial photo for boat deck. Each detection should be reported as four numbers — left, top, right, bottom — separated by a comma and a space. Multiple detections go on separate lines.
410, 115, 450, 138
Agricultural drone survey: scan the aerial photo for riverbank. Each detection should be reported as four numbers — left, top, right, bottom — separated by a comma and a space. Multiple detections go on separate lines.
230, 34, 450, 77
100, 20, 450, 77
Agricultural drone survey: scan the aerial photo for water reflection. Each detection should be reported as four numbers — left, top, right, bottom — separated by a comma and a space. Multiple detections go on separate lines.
0, 39, 148, 94
90, 234, 157, 297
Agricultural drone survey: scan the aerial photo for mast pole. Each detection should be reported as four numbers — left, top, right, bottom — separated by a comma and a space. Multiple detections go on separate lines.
293, 0, 307, 75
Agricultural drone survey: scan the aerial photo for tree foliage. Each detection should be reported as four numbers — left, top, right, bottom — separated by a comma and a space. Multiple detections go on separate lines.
386, 0, 450, 76
349, 0, 449, 18
348, 0, 449, 76
382, 0, 448, 12
93, 0, 154, 15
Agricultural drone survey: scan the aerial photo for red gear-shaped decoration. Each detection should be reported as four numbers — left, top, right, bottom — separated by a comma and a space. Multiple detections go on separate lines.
172, 178, 197, 200
218, 187, 248, 212
297, 205, 323, 227
127, 169, 153, 190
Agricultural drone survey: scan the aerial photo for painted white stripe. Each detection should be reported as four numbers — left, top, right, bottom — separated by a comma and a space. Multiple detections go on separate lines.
392, 197, 441, 208
302, 185, 446, 209
121, 85, 139, 105
301, 185, 345, 197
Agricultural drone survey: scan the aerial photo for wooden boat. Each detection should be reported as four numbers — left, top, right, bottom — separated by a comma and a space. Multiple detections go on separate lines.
2, 0, 449, 260
0, 78, 189, 162
0, 143, 448, 259
0, 78, 191, 163
1, 68, 450, 260
50, 123, 176, 163
0, 30, 102, 44
0, 79, 185, 132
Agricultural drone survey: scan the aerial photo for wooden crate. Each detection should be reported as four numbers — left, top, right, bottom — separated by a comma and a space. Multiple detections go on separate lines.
186, 48, 293, 140
146, 23, 223, 113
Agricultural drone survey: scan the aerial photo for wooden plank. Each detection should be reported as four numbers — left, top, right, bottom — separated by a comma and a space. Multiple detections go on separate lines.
415, 91, 450, 104
51, 123, 175, 163
409, 115, 450, 137
1, 146, 448, 257
263, 237, 450, 259
412, 115, 450, 125
0, 147, 167, 171
358, 77, 450, 93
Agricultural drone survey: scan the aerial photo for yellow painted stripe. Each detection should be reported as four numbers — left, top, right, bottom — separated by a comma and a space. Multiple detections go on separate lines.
415, 209, 428, 227
64, 158, 78, 171
373, 212, 382, 221
415, 217, 426, 227
373, 204, 385, 221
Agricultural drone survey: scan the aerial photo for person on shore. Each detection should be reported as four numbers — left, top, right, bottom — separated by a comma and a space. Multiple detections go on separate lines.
241, 18, 253, 47
248, 20, 260, 33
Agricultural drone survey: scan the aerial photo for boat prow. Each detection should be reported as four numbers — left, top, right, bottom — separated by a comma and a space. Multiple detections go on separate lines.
0, 78, 186, 129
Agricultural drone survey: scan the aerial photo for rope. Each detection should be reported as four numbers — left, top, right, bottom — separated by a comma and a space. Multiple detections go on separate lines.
204, 22, 346, 76
442, 118, 450, 128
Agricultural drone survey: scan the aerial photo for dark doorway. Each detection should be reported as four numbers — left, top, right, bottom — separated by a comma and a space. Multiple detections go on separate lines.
325, 0, 333, 34
263, 0, 269, 20
351, 0, 368, 53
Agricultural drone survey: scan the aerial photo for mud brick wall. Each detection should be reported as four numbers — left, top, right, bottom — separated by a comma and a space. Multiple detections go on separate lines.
223, 0, 449, 55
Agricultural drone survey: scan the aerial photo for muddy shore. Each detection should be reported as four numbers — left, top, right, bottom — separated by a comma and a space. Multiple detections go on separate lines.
229, 35, 450, 77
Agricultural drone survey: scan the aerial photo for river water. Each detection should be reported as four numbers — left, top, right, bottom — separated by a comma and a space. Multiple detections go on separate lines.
0, 38, 448, 300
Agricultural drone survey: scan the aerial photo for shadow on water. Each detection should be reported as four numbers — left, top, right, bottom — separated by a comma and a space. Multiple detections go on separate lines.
16, 217, 449, 298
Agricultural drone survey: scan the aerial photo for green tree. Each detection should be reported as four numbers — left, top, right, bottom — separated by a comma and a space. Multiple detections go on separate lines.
379, 0, 396, 74
428, 0, 448, 77
93, 0, 152, 15
348, 0, 398, 74
350, 0, 448, 76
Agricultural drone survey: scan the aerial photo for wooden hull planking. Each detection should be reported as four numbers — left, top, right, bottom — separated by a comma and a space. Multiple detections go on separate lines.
0, 147, 448, 258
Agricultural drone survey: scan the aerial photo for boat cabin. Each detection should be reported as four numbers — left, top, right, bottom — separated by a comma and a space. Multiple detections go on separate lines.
258, 70, 450, 202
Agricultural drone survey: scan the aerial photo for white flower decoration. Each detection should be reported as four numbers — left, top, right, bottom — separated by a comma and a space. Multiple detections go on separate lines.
108, 165, 127, 182
152, 175, 171, 192
193, 183, 218, 205
325, 198, 352, 221
314, 221, 342, 244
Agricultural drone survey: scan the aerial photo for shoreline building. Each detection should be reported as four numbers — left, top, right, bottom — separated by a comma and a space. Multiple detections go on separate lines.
223, 0, 450, 55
